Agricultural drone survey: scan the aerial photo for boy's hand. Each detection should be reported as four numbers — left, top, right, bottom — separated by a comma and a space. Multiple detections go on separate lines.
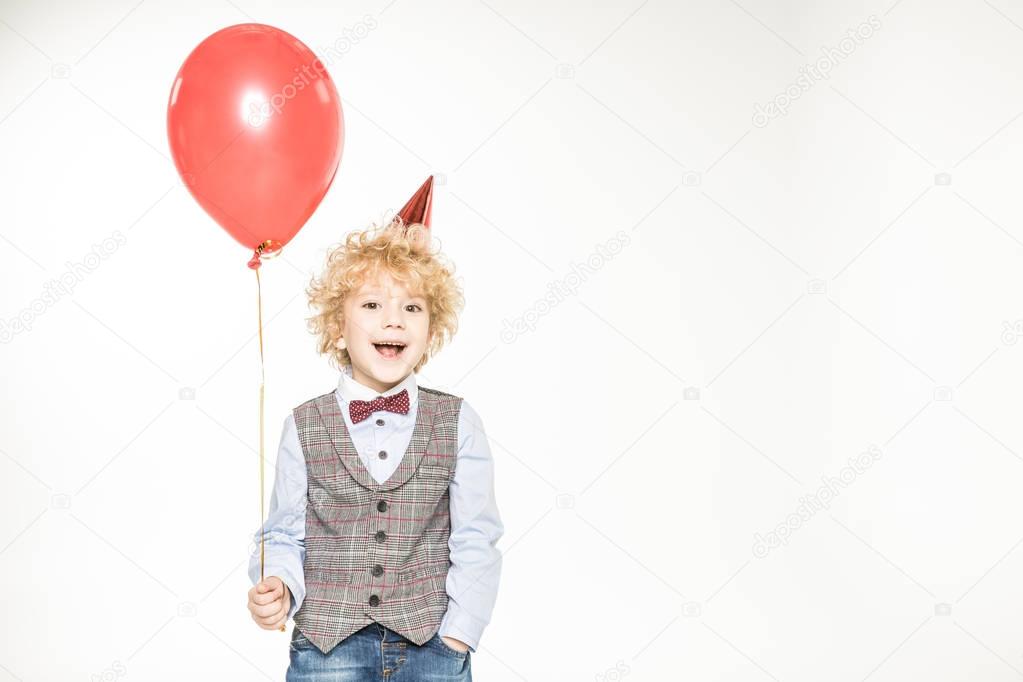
442, 635, 470, 653
248, 576, 291, 630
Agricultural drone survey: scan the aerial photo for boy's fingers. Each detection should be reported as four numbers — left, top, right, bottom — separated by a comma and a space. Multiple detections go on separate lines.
249, 587, 262, 605
248, 579, 287, 628
251, 588, 279, 606
252, 612, 280, 630
251, 598, 284, 619
265, 609, 288, 630
253, 601, 287, 628
252, 581, 282, 604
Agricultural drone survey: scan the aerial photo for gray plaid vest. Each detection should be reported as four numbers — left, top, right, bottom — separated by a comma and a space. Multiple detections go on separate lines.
292, 385, 462, 655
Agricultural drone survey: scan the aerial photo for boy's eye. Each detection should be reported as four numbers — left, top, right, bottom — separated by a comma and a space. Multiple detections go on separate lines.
362, 302, 424, 312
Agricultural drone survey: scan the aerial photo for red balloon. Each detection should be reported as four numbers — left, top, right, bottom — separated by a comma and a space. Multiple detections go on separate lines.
167, 24, 344, 268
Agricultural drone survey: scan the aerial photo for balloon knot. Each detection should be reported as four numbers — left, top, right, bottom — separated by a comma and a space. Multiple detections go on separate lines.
247, 240, 283, 270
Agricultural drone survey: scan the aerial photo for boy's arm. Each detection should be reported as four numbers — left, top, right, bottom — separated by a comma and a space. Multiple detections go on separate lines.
248, 413, 307, 620
438, 399, 505, 653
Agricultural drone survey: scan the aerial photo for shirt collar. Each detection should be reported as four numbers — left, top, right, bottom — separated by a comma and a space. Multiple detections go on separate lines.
336, 363, 418, 410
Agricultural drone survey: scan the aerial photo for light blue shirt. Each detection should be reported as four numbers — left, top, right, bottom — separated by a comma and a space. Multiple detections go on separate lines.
248, 364, 504, 652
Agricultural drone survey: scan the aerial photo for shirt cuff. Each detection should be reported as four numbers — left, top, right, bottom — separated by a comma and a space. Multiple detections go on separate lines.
438, 601, 487, 653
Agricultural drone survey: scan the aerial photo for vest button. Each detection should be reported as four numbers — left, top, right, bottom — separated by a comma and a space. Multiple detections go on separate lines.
378, 450, 387, 459
377, 500, 388, 512
375, 530, 387, 543
375, 418, 384, 426
372, 564, 384, 577
369, 595, 380, 607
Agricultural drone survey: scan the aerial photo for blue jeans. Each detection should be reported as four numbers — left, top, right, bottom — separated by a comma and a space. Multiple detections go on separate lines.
286, 622, 472, 681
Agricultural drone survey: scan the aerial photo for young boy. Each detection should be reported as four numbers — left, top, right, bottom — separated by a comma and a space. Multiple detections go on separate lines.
246, 186, 503, 681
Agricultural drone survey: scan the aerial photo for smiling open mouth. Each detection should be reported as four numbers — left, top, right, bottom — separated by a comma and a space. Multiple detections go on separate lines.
373, 342, 407, 359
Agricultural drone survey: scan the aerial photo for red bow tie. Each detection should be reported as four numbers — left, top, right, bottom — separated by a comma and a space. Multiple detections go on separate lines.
349, 389, 410, 424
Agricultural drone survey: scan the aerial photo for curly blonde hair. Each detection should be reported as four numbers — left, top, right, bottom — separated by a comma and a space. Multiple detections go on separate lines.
305, 217, 464, 373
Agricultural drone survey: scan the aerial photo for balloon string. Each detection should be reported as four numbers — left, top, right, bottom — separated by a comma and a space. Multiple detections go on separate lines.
255, 265, 286, 632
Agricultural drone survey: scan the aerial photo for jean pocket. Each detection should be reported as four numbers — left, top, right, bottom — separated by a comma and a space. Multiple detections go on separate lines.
290, 627, 315, 652
431, 632, 470, 659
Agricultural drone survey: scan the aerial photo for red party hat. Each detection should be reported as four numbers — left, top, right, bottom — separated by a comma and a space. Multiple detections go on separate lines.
396, 175, 434, 229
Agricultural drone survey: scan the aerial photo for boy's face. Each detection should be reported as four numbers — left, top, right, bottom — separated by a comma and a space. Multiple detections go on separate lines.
337, 271, 430, 393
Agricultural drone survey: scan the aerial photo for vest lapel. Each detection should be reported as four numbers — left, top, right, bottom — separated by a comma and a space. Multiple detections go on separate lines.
314, 387, 435, 492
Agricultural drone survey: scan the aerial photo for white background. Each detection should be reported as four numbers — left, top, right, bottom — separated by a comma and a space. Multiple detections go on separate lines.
2, 0, 1023, 680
